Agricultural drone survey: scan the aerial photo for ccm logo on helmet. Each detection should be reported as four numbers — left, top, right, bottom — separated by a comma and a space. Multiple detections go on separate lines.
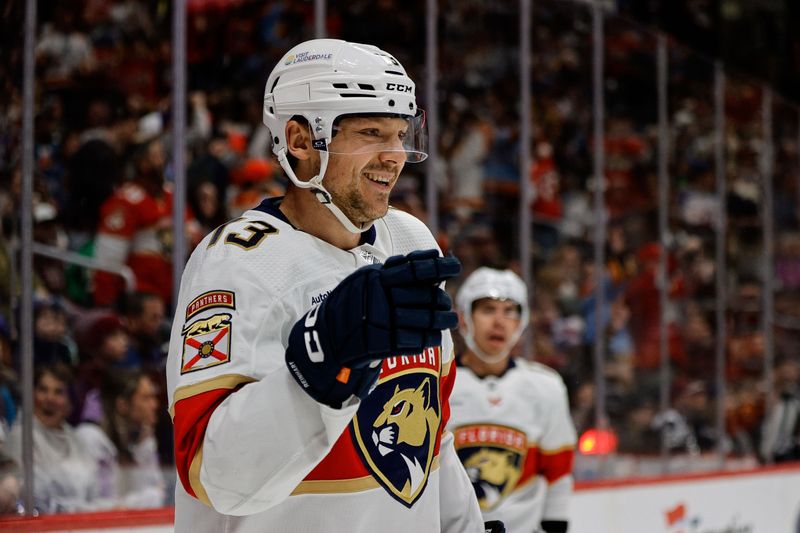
386, 83, 413, 93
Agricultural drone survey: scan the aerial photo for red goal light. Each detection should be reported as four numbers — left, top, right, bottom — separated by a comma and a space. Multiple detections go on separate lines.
578, 427, 618, 455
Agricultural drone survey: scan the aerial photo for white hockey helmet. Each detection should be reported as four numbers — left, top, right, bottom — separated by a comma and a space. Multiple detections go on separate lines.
456, 267, 530, 364
263, 39, 427, 233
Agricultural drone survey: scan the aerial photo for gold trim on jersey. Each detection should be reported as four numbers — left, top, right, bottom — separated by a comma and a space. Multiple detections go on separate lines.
441, 358, 453, 379
291, 458, 441, 496
377, 366, 439, 382
169, 373, 257, 418
189, 443, 212, 506
291, 476, 378, 495
540, 443, 576, 455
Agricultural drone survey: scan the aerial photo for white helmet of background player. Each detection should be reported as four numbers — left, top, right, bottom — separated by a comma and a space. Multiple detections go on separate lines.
263, 39, 427, 233
456, 267, 530, 364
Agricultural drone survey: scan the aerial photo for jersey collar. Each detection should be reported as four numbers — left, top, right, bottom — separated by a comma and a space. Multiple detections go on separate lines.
455, 354, 516, 378
254, 196, 377, 246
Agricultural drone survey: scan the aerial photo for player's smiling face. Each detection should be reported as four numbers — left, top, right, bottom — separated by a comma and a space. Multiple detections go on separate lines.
323, 116, 409, 224
471, 298, 521, 358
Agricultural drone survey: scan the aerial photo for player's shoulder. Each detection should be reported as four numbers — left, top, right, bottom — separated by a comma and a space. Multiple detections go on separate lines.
377, 207, 439, 255
187, 204, 339, 298
514, 359, 568, 389
451, 360, 481, 387
382, 207, 433, 238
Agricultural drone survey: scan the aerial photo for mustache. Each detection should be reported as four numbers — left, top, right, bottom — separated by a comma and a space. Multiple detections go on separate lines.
362, 163, 398, 173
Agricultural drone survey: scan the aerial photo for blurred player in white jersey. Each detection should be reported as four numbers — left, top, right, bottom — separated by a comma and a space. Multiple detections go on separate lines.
165, 39, 484, 532
449, 267, 577, 533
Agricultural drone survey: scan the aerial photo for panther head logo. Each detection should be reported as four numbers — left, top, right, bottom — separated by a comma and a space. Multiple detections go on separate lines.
371, 380, 439, 497
352, 373, 441, 507
463, 448, 523, 510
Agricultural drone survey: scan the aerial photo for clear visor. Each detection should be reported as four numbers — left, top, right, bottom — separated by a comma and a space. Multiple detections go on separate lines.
316, 110, 428, 163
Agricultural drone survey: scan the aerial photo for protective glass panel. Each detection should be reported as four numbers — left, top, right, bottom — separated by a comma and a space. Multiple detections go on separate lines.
765, 95, 800, 464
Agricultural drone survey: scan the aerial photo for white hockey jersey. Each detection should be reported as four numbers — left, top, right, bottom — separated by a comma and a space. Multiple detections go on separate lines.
447, 358, 576, 533
166, 198, 483, 533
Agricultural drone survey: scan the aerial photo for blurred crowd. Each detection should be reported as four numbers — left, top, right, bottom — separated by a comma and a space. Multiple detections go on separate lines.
0, 0, 799, 516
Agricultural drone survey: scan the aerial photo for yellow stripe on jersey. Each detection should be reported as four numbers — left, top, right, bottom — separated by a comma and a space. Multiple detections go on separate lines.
540, 443, 577, 455
290, 458, 441, 496
189, 443, 212, 507
441, 358, 453, 379
169, 373, 257, 418
291, 476, 379, 495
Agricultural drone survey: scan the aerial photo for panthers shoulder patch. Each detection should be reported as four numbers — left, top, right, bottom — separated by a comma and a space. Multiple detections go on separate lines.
180, 290, 236, 375
185, 290, 235, 319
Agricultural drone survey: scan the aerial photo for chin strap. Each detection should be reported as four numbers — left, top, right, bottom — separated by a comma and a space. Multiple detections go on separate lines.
276, 147, 374, 234
462, 316, 526, 365
313, 187, 375, 234
464, 333, 513, 365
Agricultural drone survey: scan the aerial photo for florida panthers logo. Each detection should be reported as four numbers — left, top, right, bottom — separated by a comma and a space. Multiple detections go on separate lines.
454, 424, 527, 511
352, 367, 441, 507
463, 448, 523, 510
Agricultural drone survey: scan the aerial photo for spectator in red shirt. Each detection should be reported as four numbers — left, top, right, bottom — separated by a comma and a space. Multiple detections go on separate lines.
624, 243, 686, 376
92, 137, 197, 307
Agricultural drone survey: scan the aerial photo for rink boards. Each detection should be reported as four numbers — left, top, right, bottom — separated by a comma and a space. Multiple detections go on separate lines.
572, 463, 800, 533
0, 463, 798, 532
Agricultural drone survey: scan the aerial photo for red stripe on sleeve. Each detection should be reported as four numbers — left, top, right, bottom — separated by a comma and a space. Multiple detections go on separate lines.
303, 430, 371, 480
519, 446, 539, 485
519, 446, 575, 486
538, 448, 575, 484
172, 387, 239, 498
440, 362, 456, 429
434, 362, 457, 457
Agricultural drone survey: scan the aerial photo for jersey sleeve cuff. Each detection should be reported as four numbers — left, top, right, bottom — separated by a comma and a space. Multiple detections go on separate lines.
319, 398, 361, 442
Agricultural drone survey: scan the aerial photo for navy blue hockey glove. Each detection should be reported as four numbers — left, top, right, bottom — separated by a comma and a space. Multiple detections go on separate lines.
484, 521, 505, 533
540, 520, 568, 533
285, 249, 461, 409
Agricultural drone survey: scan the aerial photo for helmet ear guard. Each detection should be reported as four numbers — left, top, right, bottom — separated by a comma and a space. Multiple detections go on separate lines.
263, 39, 427, 234
455, 268, 530, 364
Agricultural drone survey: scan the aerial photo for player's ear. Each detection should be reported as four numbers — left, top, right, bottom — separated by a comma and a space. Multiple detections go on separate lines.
457, 312, 467, 331
285, 119, 313, 161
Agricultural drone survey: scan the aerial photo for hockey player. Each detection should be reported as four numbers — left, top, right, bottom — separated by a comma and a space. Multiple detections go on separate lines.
449, 268, 576, 533
166, 39, 484, 532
